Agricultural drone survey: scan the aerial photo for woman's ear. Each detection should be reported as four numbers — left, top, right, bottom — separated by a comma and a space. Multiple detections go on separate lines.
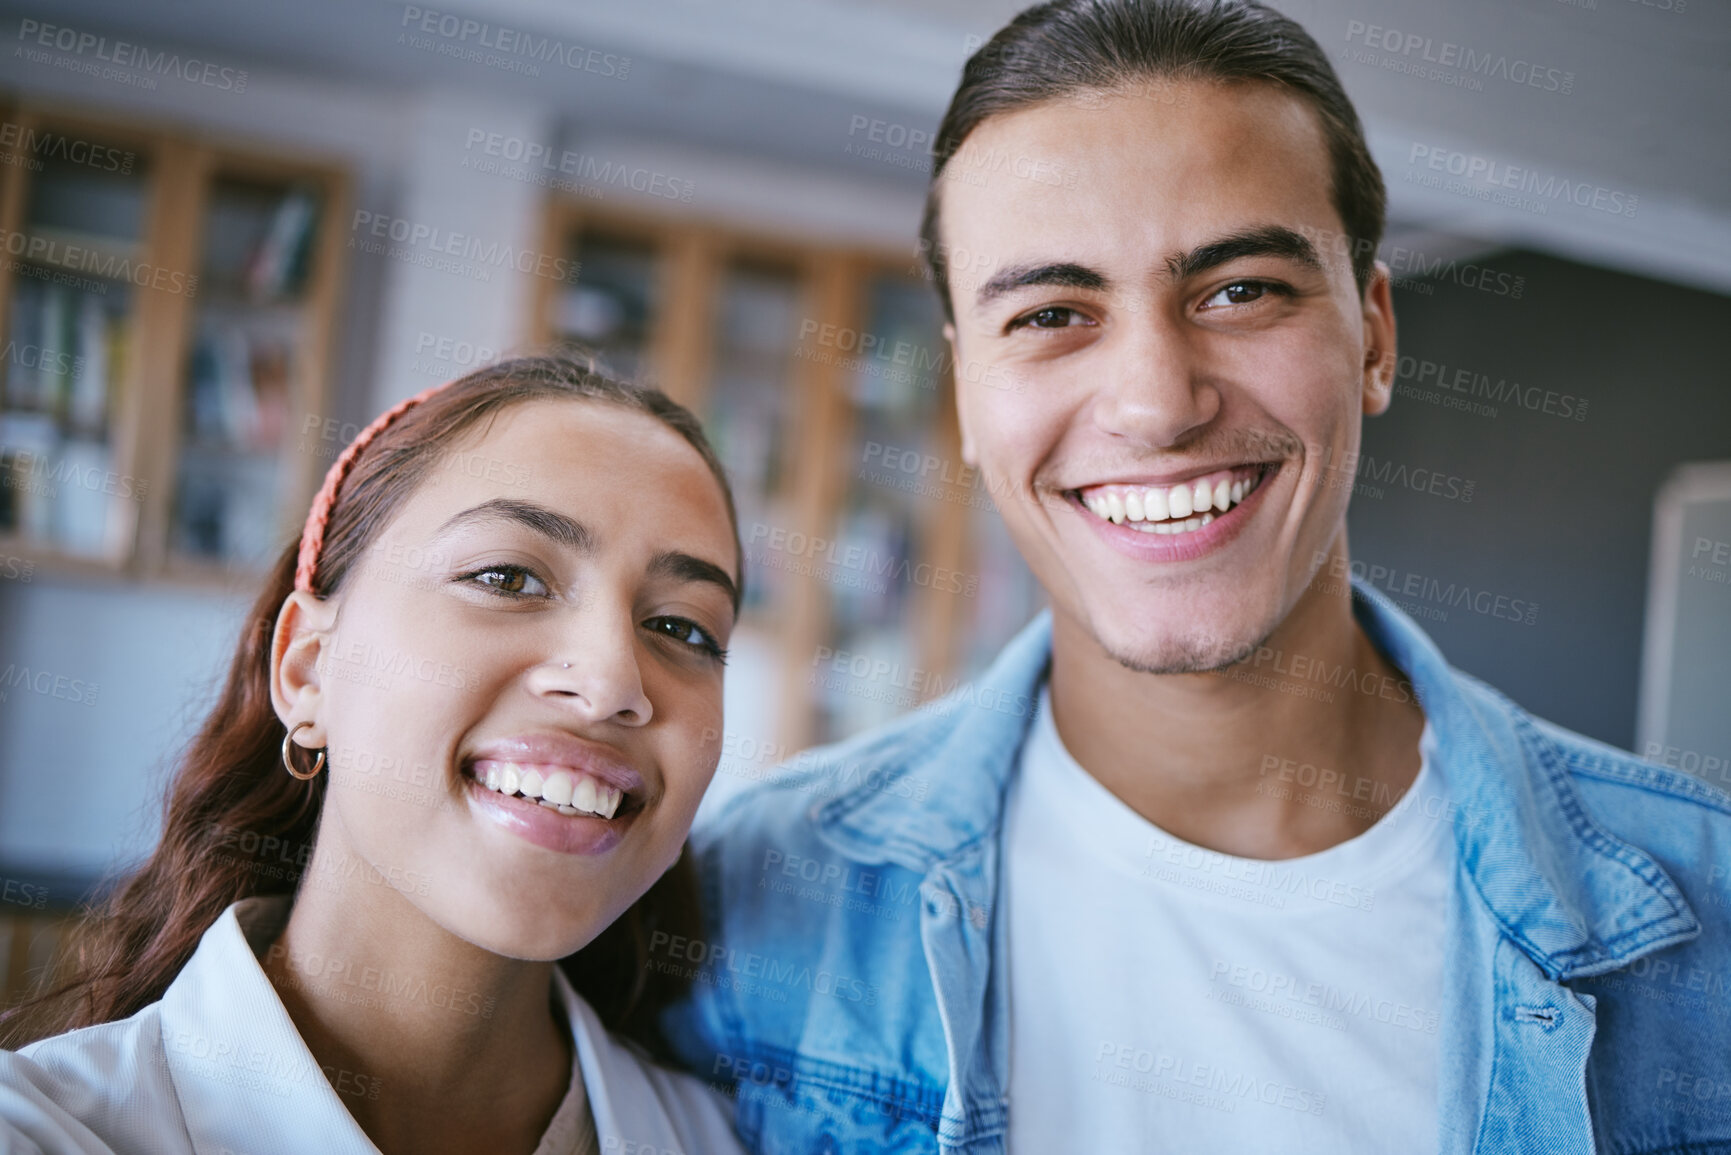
270, 590, 338, 732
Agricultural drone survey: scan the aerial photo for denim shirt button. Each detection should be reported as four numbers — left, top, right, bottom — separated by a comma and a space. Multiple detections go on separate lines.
817, 1134, 839, 1154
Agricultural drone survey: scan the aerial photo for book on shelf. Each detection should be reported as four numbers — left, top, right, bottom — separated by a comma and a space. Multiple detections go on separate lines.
185, 326, 292, 451
244, 187, 318, 302
3, 277, 125, 432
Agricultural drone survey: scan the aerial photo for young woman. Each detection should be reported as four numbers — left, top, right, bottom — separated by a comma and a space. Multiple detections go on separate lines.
0, 355, 747, 1155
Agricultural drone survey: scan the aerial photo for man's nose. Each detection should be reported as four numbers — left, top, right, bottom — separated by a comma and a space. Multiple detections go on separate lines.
1088, 314, 1221, 448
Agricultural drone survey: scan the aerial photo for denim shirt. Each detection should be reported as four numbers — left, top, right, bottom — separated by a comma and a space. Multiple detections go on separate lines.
665, 581, 1731, 1154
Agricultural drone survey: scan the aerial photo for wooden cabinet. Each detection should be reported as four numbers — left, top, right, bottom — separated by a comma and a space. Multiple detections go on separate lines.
0, 103, 348, 581
534, 200, 1044, 751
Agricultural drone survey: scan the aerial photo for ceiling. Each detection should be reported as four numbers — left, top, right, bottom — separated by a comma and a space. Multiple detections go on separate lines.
5, 0, 1727, 291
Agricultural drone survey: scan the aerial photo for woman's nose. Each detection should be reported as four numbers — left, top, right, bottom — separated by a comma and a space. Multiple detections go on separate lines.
526, 612, 653, 726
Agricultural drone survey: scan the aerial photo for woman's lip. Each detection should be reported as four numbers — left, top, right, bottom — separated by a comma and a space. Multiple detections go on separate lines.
465, 734, 647, 800
464, 774, 636, 855
1071, 462, 1277, 562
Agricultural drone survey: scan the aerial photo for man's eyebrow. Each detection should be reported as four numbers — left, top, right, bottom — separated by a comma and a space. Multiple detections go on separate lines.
968, 228, 1321, 314
973, 261, 1111, 312
432, 498, 594, 553
648, 550, 740, 613
1165, 225, 1324, 281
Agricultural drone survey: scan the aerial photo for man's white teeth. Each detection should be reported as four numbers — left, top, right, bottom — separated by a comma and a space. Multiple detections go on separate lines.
1083, 469, 1262, 533
475, 761, 623, 819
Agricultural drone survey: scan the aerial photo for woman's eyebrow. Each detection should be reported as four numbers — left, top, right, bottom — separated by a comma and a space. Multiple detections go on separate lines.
431, 498, 595, 553
648, 550, 740, 613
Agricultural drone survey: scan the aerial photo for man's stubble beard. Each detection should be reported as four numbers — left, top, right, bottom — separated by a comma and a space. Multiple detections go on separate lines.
1088, 603, 1284, 676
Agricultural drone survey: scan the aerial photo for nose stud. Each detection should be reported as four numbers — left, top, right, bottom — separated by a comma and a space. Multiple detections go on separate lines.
562, 662, 571, 669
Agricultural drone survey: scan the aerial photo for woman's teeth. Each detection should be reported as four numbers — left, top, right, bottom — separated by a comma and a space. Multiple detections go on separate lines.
475, 761, 623, 819
1083, 469, 1262, 535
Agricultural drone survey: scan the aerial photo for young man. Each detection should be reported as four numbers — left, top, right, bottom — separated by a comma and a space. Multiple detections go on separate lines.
665, 2, 1731, 1152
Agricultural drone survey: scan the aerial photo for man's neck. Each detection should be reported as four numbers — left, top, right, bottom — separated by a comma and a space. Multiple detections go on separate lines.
1047, 574, 1425, 860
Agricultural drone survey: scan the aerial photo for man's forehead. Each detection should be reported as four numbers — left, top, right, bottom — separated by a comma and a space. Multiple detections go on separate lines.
957, 83, 1330, 199
937, 82, 1342, 292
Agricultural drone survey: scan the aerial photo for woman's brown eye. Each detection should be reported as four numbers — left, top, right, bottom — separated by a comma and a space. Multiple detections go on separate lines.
645, 616, 728, 662
464, 565, 548, 597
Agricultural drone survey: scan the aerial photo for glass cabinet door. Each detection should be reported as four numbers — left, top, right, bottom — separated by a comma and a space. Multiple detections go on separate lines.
551, 231, 658, 382
812, 272, 953, 743
169, 174, 323, 569
0, 131, 148, 559
699, 258, 806, 802
704, 258, 803, 616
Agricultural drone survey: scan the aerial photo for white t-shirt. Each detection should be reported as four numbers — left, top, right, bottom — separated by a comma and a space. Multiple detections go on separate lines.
1004, 688, 1453, 1155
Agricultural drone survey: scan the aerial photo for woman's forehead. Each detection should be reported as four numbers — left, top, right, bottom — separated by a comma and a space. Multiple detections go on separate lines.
396, 400, 735, 563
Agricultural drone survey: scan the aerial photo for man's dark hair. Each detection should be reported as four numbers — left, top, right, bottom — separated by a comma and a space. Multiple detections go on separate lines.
920, 0, 1386, 320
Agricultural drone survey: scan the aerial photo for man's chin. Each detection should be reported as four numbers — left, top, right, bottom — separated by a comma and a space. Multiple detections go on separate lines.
1090, 619, 1273, 677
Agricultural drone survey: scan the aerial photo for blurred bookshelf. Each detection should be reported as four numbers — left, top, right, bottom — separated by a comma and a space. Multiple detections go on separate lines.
0, 103, 348, 583
535, 201, 1046, 751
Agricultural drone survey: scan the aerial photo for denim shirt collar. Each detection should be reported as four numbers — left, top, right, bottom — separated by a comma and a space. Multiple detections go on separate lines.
817, 576, 1699, 981
813, 608, 1048, 874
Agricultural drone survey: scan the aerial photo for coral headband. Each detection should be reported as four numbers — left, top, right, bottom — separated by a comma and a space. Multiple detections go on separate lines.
293, 380, 454, 593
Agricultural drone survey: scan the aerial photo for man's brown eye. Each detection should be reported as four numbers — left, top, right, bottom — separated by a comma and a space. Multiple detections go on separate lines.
1224, 282, 1265, 304
1024, 307, 1076, 328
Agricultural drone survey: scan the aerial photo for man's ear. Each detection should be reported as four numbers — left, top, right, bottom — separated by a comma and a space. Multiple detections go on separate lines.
945, 322, 980, 466
271, 589, 338, 735
1360, 261, 1398, 417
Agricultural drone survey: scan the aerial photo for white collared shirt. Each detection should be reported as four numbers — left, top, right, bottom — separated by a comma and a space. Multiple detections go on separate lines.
0, 898, 743, 1155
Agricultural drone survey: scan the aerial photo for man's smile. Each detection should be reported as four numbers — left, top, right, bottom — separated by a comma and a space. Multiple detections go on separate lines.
1073, 462, 1274, 535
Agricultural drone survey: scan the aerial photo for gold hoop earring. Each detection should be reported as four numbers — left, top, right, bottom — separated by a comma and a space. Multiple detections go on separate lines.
282, 721, 327, 781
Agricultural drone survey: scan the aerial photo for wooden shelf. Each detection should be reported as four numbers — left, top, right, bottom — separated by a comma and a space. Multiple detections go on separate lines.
0, 101, 349, 585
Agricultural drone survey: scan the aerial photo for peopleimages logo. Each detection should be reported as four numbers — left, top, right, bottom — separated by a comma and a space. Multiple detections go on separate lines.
398, 6, 629, 80
0, 227, 196, 297
1408, 144, 1638, 218
349, 211, 579, 284
0, 122, 134, 174
16, 18, 249, 92
461, 130, 694, 203
1342, 21, 1574, 94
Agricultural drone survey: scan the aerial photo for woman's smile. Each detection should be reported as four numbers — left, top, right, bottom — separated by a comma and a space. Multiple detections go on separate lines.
461, 730, 651, 855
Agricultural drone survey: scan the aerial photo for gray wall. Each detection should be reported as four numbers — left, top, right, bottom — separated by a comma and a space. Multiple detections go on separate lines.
0, 578, 251, 883
1352, 249, 1731, 750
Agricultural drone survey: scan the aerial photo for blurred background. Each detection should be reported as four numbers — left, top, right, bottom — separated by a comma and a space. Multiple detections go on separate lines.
0, 0, 1728, 1004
